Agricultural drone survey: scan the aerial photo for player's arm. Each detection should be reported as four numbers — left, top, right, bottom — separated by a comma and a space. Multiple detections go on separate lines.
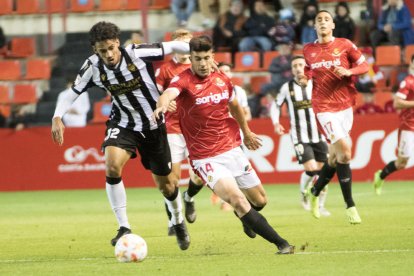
162, 41, 190, 55
153, 87, 179, 120
394, 93, 414, 110
334, 43, 369, 77
51, 89, 80, 145
228, 98, 262, 150
269, 87, 286, 135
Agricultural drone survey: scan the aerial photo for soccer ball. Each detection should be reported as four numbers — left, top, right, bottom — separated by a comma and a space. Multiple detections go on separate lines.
114, 234, 148, 263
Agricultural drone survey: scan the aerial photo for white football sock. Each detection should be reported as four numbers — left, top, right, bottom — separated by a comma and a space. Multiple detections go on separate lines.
300, 172, 313, 193
164, 190, 184, 225
106, 181, 130, 229
319, 186, 328, 208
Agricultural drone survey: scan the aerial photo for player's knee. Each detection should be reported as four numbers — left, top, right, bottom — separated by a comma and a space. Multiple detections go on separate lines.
105, 162, 122, 177
336, 152, 351, 164
229, 194, 250, 213
396, 159, 408, 170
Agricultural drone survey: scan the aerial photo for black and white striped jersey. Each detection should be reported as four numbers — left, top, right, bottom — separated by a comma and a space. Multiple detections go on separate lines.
270, 80, 324, 144
72, 43, 165, 131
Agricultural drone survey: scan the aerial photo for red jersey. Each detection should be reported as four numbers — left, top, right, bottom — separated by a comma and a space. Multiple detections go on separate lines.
156, 58, 191, 134
168, 69, 242, 160
303, 37, 365, 113
396, 74, 414, 131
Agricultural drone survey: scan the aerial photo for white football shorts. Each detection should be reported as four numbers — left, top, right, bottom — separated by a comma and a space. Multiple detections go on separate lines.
191, 147, 261, 190
167, 133, 189, 164
398, 130, 414, 158
316, 107, 353, 144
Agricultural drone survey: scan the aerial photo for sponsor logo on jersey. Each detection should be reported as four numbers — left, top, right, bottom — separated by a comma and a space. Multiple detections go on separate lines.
195, 91, 229, 105
310, 58, 341, 69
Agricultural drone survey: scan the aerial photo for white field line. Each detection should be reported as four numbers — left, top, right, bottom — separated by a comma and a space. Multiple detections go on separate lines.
0, 249, 413, 263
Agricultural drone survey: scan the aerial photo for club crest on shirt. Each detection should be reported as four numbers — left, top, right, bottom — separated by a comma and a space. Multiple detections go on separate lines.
195, 84, 203, 90
127, 63, 137, 72
215, 77, 225, 87
330, 134, 335, 141
101, 74, 107, 82
332, 48, 341, 57
207, 175, 213, 183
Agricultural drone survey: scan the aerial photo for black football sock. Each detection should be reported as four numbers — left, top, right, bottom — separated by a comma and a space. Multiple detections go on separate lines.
186, 179, 203, 198
247, 199, 264, 211
240, 208, 288, 248
380, 161, 397, 179
311, 163, 336, 196
336, 163, 355, 208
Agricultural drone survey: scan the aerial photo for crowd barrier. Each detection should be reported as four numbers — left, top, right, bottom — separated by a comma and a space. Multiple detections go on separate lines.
1, 114, 413, 191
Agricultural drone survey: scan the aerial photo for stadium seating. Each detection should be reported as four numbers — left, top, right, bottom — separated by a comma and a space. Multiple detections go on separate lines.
45, 0, 67, 13
8, 37, 36, 58
234, 52, 261, 72
125, 0, 141, 10
98, 0, 124, 11
0, 104, 11, 117
263, 51, 279, 71
404, 44, 414, 64
0, 60, 21, 80
91, 101, 112, 123
214, 52, 232, 64
25, 59, 52, 80
150, 0, 170, 10
375, 45, 401, 66
13, 84, 37, 104
16, 0, 40, 14
0, 85, 10, 103
70, 0, 95, 13
0, 0, 13, 15
250, 75, 270, 94
374, 91, 393, 107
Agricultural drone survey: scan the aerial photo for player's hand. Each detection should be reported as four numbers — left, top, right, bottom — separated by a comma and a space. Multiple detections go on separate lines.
244, 132, 262, 151
153, 106, 167, 121
297, 75, 308, 87
167, 100, 177, 112
334, 66, 351, 77
274, 123, 285, 135
51, 117, 65, 146
210, 59, 219, 72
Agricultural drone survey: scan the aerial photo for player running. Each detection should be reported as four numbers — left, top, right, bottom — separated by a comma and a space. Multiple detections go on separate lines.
299, 11, 369, 224
153, 36, 294, 254
270, 56, 330, 216
373, 54, 414, 194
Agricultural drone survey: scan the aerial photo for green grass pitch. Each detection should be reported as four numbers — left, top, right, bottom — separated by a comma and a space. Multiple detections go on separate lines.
1, 182, 413, 275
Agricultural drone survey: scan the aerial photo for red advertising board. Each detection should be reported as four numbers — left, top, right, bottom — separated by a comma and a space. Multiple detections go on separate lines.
0, 114, 412, 191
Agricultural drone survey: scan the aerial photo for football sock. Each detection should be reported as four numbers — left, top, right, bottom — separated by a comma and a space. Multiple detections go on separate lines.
185, 179, 203, 199
106, 177, 130, 229
319, 187, 328, 207
380, 161, 397, 179
164, 187, 183, 225
164, 202, 173, 227
336, 163, 355, 208
300, 171, 313, 193
240, 208, 288, 247
311, 163, 336, 196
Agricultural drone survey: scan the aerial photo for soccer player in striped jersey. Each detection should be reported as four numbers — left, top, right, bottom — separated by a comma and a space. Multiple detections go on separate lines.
373, 54, 414, 194
51, 21, 191, 250
155, 29, 204, 234
153, 36, 294, 254
270, 56, 330, 216
299, 11, 369, 224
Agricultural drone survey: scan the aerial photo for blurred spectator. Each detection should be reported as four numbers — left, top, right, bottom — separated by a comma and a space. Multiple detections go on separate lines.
238, 0, 275, 52
354, 93, 384, 115
355, 48, 384, 93
0, 110, 6, 127
56, 81, 90, 127
123, 30, 143, 47
268, 8, 296, 48
198, 0, 230, 29
333, 2, 355, 40
260, 42, 293, 96
383, 98, 396, 113
8, 104, 34, 130
246, 0, 283, 15
171, 0, 196, 27
370, 0, 414, 49
212, 0, 247, 52
0, 26, 6, 49
297, 1, 319, 45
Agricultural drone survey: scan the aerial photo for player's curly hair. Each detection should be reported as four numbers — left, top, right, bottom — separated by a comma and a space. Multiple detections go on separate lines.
89, 21, 120, 46
189, 36, 212, 52
172, 29, 193, 41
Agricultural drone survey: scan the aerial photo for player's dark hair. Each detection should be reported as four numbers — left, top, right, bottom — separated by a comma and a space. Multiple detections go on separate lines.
411, 54, 414, 63
315, 10, 334, 21
189, 36, 213, 52
89, 21, 120, 46
291, 55, 305, 62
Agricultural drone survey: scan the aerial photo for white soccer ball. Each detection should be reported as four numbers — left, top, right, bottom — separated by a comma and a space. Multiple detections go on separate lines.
114, 234, 148, 263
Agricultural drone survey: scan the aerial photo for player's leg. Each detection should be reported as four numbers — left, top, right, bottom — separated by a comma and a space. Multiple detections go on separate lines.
105, 146, 133, 246
164, 162, 181, 236
374, 130, 413, 195
313, 142, 330, 216
301, 158, 318, 211
183, 169, 204, 222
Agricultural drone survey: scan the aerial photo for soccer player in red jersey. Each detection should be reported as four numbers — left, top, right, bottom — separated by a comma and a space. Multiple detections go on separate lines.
156, 29, 204, 234
373, 54, 414, 194
153, 36, 294, 254
299, 10, 369, 224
